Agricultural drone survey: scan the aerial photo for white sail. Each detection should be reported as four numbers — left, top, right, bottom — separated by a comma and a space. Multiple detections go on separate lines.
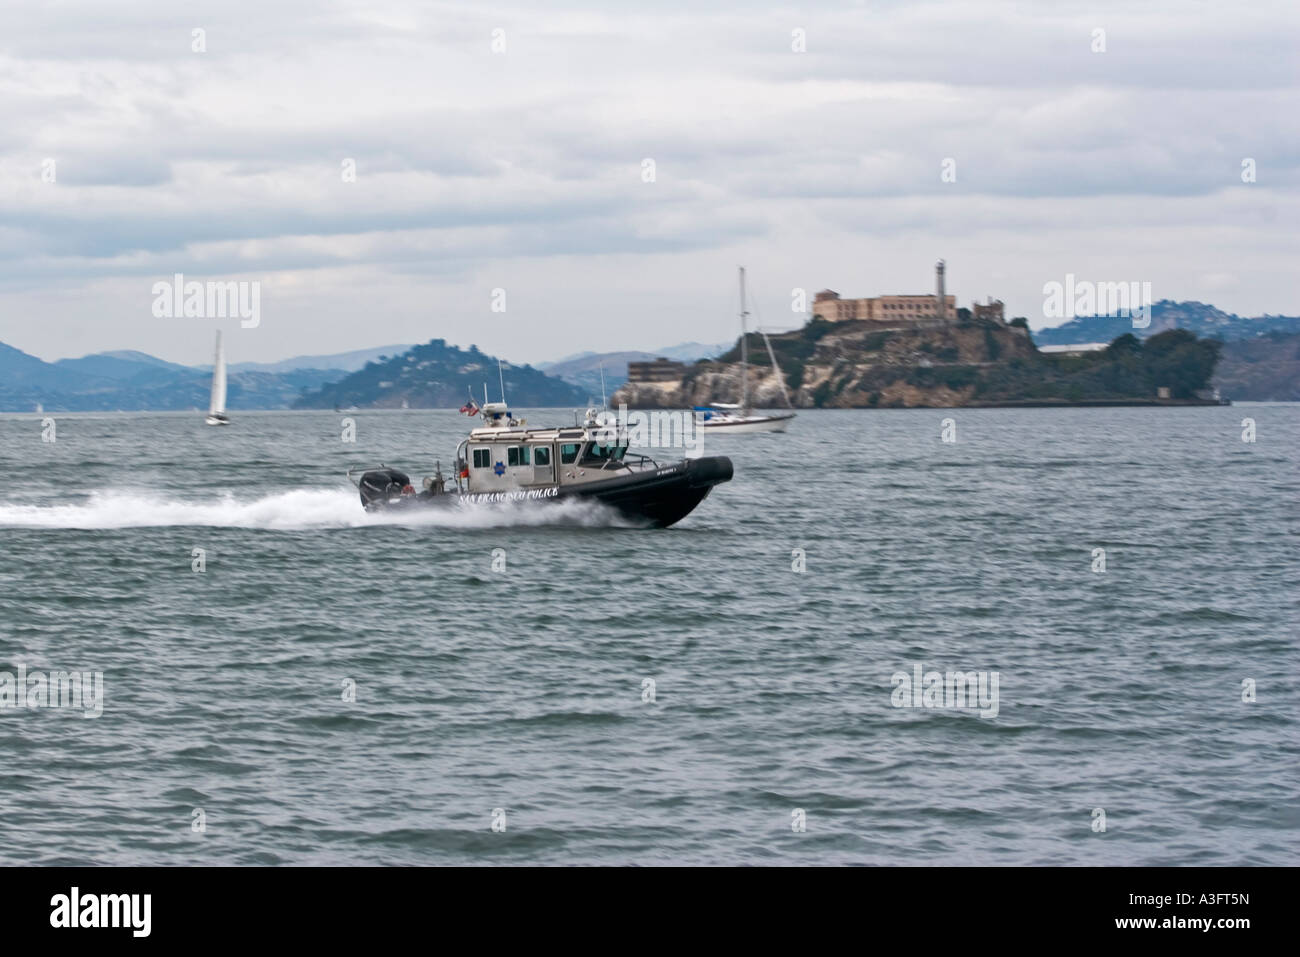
208, 332, 227, 414
761, 328, 794, 409
206, 331, 228, 424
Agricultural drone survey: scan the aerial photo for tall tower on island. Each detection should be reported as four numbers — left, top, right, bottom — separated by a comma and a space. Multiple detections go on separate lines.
935, 259, 947, 321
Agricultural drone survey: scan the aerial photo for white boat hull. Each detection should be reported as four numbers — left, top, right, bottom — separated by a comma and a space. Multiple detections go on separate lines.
700, 413, 796, 434
205, 414, 230, 426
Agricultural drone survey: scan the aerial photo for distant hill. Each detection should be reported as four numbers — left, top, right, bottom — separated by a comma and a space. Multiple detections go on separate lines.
229, 344, 414, 374
292, 339, 586, 410
1214, 331, 1300, 401
647, 341, 732, 362
535, 351, 657, 399
8, 317, 1284, 411
0, 341, 348, 412
0, 342, 89, 392
540, 341, 728, 368
1033, 300, 1300, 346
54, 350, 194, 381
537, 341, 731, 396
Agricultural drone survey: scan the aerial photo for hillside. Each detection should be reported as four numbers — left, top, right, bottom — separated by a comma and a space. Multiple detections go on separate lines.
1033, 300, 1300, 346
0, 341, 361, 412
1214, 331, 1300, 401
535, 351, 658, 399
229, 344, 414, 374
537, 341, 731, 397
3, 307, 1282, 412
292, 339, 586, 409
613, 318, 1225, 409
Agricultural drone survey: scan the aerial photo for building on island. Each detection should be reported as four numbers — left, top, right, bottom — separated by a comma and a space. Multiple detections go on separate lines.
972, 298, 1005, 323
812, 290, 957, 323
811, 260, 1004, 325
1037, 342, 1109, 357
627, 357, 686, 383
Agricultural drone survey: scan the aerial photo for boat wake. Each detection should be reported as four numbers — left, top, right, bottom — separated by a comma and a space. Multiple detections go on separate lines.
0, 488, 639, 530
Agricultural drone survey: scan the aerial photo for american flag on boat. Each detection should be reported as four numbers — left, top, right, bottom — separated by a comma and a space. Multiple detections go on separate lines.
459, 397, 480, 416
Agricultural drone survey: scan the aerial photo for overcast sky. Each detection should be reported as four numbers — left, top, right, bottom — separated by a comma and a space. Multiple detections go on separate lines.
1, 0, 1296, 365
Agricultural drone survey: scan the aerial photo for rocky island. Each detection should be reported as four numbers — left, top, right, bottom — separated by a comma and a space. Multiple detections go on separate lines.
612, 317, 1225, 409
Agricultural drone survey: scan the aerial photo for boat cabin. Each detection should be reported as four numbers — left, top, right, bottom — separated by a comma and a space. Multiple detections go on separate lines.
456, 408, 637, 494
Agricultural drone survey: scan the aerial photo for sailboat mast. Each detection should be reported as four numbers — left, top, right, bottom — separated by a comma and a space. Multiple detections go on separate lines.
739, 266, 749, 413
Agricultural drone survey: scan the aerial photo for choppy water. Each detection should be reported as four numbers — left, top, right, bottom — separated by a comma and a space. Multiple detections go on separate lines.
0, 406, 1296, 865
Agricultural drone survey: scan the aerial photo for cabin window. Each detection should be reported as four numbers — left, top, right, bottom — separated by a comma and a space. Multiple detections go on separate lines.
533, 446, 551, 466
507, 446, 530, 467
472, 448, 492, 469
579, 441, 628, 464
560, 443, 580, 464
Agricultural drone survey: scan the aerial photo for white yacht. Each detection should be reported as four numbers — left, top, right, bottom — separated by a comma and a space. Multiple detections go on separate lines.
205, 331, 230, 426
697, 267, 796, 434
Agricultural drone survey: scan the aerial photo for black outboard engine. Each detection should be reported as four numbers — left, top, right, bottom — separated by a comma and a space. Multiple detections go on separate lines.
358, 468, 411, 510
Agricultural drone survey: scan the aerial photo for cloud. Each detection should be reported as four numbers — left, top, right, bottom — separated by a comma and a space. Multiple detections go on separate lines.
0, 0, 1295, 362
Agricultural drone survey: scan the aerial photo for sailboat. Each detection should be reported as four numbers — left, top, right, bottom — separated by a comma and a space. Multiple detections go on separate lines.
696, 267, 797, 434
205, 331, 230, 426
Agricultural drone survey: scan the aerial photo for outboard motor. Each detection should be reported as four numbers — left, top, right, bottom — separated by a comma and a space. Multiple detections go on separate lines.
358, 468, 411, 509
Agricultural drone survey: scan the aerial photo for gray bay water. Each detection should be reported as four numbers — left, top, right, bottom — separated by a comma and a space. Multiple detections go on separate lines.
0, 406, 1296, 865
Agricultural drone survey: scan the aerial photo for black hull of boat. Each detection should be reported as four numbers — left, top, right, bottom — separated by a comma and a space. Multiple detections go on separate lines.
363, 455, 733, 528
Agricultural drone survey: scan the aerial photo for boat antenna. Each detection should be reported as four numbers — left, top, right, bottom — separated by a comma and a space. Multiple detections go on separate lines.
599, 362, 607, 409
498, 358, 507, 405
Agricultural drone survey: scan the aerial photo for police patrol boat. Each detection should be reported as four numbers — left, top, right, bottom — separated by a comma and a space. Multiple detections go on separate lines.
348, 402, 733, 528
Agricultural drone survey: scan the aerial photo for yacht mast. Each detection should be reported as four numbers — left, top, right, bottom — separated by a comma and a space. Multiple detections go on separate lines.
739, 266, 749, 413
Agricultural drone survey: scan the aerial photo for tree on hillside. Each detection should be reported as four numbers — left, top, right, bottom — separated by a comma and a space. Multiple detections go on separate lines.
1142, 329, 1222, 398
1105, 333, 1142, 357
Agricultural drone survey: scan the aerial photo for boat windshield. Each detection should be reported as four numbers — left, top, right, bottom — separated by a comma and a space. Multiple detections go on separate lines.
580, 441, 628, 464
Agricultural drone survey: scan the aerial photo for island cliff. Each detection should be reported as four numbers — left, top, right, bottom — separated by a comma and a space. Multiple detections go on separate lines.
612, 318, 1224, 409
